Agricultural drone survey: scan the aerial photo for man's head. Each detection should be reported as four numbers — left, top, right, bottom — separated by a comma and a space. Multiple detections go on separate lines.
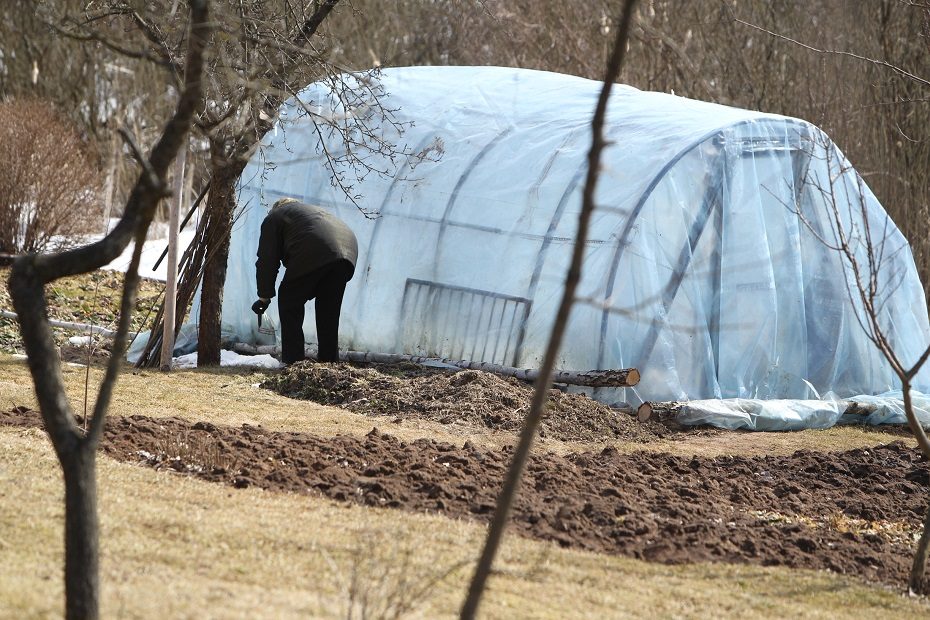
271, 197, 300, 211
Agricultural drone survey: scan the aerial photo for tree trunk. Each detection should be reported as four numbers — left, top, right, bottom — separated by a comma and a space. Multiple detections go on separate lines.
196, 161, 243, 366
911, 498, 930, 594
62, 444, 99, 620
5, 5, 210, 618
903, 379, 930, 593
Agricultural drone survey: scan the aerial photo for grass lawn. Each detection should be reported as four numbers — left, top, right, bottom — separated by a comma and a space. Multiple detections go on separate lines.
1, 354, 928, 618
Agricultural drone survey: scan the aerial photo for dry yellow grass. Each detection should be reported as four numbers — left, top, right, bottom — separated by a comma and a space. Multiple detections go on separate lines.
2, 427, 929, 619
2, 353, 928, 617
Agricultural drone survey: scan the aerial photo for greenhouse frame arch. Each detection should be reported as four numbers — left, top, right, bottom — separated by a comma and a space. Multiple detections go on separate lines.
204, 65, 930, 408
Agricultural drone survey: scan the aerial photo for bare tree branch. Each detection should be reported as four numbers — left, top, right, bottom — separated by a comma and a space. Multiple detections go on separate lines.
459, 1, 640, 618
732, 15, 930, 89
5, 2, 211, 616
47, 18, 179, 72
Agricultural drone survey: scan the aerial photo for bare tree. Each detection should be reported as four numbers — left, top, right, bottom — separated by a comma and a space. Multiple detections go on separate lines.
0, 99, 102, 254
786, 129, 930, 592
0, 0, 107, 132
114, 0, 421, 368
459, 1, 640, 618
136, 0, 345, 366
1, 1, 181, 224
190, 0, 343, 366
5, 1, 209, 617
727, 4, 930, 589
62, 0, 402, 368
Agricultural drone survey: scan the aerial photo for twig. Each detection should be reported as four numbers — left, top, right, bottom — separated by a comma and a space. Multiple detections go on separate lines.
732, 16, 930, 88
459, 2, 641, 617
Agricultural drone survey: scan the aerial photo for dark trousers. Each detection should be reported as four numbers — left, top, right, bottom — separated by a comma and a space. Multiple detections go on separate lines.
277, 259, 354, 364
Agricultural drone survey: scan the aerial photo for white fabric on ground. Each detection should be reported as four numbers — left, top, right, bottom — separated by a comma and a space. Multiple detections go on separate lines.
171, 349, 283, 370
84, 217, 198, 281
677, 391, 930, 430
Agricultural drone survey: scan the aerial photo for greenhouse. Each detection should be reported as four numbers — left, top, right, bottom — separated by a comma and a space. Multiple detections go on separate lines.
212, 65, 930, 415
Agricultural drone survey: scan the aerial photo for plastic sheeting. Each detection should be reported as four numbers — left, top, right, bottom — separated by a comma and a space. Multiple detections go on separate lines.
209, 65, 930, 408
678, 391, 930, 431
839, 391, 930, 427
172, 349, 283, 370
677, 398, 844, 431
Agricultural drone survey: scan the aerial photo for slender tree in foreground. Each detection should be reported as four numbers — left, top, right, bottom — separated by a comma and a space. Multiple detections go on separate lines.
789, 135, 930, 593
5, 2, 210, 617
459, 1, 641, 617
744, 6, 930, 589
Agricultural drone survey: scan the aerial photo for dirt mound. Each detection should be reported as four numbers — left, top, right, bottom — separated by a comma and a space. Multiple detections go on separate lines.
262, 362, 672, 443
4, 407, 928, 590
58, 342, 112, 364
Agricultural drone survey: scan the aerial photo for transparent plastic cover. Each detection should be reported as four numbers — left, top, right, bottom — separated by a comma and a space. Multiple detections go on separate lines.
203, 66, 929, 410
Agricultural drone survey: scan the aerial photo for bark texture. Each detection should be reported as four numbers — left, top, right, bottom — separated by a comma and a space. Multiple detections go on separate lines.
196, 161, 242, 366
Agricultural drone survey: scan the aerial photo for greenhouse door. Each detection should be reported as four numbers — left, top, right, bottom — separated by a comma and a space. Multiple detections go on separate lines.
717, 132, 813, 397
398, 278, 531, 365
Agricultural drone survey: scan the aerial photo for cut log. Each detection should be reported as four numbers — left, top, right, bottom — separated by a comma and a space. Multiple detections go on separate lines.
553, 367, 640, 388
637, 400, 684, 423
230, 343, 640, 388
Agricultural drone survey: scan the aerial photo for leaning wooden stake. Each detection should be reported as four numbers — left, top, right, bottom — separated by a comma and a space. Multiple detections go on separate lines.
459, 3, 640, 618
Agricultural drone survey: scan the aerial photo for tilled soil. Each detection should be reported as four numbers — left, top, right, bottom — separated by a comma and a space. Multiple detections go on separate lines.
261, 362, 675, 443
4, 406, 928, 590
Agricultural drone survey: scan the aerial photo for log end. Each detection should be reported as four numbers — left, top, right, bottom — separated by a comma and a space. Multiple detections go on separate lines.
627, 368, 641, 387
637, 402, 653, 422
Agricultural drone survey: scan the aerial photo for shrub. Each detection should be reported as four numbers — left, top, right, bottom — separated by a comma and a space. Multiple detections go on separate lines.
0, 99, 102, 255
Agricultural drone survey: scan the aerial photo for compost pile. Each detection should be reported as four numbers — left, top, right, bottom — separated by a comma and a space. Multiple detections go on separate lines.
261, 361, 671, 443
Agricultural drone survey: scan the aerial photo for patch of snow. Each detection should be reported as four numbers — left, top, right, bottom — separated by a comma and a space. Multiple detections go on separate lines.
65, 216, 200, 282
172, 349, 283, 370
101, 216, 197, 281
67, 335, 94, 346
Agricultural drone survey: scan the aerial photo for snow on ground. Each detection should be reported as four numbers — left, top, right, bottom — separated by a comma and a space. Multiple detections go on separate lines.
172, 349, 283, 369
91, 217, 198, 281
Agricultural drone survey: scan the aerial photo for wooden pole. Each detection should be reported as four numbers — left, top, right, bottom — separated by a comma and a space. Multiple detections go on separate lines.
102, 148, 114, 232
160, 146, 186, 371
102, 130, 120, 233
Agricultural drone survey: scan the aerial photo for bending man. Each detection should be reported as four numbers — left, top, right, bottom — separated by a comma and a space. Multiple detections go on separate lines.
253, 197, 358, 364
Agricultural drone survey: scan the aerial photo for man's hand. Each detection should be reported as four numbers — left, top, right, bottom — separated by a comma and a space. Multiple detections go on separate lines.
252, 298, 270, 315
